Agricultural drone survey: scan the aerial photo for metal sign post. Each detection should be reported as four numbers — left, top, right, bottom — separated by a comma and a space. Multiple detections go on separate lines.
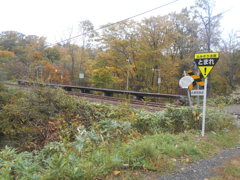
184, 71, 193, 107
202, 78, 208, 136
79, 72, 84, 86
197, 70, 200, 105
157, 77, 161, 94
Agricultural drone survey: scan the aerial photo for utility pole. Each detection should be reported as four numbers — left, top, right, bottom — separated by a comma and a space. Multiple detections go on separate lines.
35, 65, 43, 82
126, 58, 130, 90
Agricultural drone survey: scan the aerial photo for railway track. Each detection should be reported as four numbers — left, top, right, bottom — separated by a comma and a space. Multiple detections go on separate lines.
68, 91, 174, 110
4, 82, 180, 110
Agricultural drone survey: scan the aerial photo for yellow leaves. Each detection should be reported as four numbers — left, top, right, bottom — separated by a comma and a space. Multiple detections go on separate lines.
32, 52, 43, 60
113, 170, 121, 176
131, 112, 135, 118
130, 130, 141, 139
192, 110, 201, 121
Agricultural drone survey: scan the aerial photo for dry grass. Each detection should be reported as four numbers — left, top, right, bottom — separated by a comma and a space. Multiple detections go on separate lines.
210, 152, 240, 180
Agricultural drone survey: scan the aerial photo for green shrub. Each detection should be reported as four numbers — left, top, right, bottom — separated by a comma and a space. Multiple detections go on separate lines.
94, 119, 132, 142
230, 86, 240, 104
0, 84, 237, 152
132, 106, 236, 134
72, 126, 100, 153
0, 84, 26, 107
0, 129, 239, 179
208, 96, 232, 106
205, 108, 237, 132
0, 146, 43, 180
122, 140, 158, 168
208, 86, 240, 105
132, 106, 202, 133
0, 83, 239, 179
0, 86, 133, 147
131, 110, 164, 133
162, 106, 200, 133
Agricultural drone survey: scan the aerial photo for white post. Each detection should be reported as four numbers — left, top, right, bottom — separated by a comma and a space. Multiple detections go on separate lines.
157, 70, 160, 94
184, 71, 192, 107
202, 78, 208, 136
197, 70, 200, 106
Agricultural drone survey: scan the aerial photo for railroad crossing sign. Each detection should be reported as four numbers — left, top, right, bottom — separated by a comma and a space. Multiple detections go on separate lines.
194, 52, 219, 78
187, 70, 204, 90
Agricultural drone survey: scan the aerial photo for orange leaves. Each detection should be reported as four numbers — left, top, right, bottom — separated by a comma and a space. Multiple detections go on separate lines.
75, 114, 83, 119
41, 63, 71, 84
0, 50, 15, 60
48, 121, 57, 125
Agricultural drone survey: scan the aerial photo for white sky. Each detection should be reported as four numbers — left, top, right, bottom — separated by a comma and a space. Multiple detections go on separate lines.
1, 0, 239, 44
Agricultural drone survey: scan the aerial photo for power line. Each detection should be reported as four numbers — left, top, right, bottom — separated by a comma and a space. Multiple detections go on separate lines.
45, 0, 181, 48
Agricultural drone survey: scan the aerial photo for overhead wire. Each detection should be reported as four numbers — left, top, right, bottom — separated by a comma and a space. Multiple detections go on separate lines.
44, 0, 181, 48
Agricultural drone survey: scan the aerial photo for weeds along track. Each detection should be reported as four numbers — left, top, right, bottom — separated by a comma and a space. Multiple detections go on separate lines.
68, 91, 173, 110
4, 82, 179, 110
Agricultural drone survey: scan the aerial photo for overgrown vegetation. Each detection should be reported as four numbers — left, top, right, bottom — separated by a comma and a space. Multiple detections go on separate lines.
0, 128, 239, 179
0, 85, 239, 179
0, 85, 237, 148
208, 86, 240, 106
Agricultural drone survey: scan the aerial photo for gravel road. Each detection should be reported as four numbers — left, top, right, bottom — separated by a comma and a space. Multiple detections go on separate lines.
224, 105, 240, 114
158, 145, 240, 180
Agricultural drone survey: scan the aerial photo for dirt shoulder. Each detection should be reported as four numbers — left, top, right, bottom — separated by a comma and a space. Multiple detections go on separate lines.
210, 152, 240, 180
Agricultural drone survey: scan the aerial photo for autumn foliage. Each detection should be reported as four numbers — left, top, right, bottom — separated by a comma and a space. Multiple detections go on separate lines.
0, 50, 15, 59
0, 2, 239, 94
42, 63, 71, 84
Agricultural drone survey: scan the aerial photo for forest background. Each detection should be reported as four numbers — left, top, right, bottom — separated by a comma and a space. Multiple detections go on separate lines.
0, 0, 239, 95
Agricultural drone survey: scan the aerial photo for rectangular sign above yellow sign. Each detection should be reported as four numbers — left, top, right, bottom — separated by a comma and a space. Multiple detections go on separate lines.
194, 52, 219, 59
